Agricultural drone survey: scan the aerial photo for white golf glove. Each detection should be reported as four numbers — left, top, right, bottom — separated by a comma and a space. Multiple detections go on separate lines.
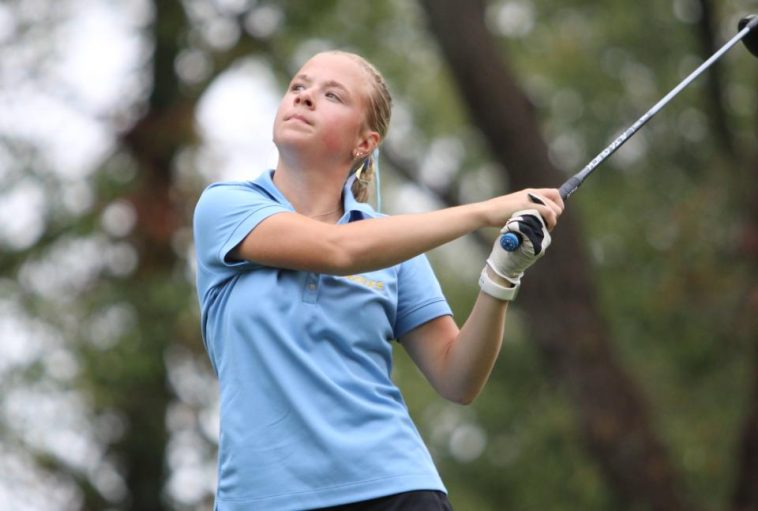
479, 209, 551, 300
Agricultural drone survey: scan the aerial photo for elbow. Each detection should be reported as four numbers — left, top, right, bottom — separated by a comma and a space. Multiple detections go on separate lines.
322, 247, 359, 275
458, 392, 478, 406
453, 393, 478, 406
321, 231, 365, 275
441, 386, 480, 406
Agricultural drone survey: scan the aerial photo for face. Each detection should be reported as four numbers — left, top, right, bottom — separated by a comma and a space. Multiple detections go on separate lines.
273, 53, 377, 164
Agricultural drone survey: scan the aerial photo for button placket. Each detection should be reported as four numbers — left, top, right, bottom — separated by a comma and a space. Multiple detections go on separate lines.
303, 273, 320, 304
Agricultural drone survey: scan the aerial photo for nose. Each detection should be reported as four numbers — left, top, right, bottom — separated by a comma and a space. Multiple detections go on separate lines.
294, 89, 313, 108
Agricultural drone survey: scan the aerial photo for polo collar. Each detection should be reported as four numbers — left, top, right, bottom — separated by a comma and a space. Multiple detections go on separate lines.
256, 170, 377, 222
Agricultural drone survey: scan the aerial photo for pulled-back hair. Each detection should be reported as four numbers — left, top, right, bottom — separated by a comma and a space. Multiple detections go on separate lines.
321, 51, 392, 203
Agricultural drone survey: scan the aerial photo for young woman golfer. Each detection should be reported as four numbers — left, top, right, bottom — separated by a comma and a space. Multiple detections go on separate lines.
193, 51, 564, 510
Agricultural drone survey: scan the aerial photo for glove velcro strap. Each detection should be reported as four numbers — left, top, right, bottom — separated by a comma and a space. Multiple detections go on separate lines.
479, 267, 520, 301
485, 258, 522, 285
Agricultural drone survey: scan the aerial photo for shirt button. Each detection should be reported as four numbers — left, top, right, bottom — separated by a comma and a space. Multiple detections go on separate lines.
307, 283, 317, 291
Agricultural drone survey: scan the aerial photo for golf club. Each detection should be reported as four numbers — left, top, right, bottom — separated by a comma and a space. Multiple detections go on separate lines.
502, 14, 758, 251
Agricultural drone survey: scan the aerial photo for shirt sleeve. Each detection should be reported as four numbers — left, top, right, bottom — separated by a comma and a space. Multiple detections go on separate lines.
193, 181, 289, 298
394, 254, 453, 339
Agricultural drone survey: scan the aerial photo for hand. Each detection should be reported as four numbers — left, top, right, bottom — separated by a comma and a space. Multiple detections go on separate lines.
481, 188, 564, 230
486, 209, 551, 285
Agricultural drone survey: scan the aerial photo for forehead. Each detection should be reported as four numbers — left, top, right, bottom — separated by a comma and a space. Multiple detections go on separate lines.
296, 53, 370, 95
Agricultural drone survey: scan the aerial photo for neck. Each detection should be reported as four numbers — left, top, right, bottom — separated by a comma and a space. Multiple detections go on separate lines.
273, 156, 348, 223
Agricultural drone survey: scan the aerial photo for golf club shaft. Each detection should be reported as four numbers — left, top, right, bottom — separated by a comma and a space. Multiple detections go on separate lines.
559, 20, 756, 200
500, 16, 757, 252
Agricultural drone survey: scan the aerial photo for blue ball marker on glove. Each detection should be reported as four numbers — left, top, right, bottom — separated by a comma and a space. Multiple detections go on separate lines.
500, 232, 521, 251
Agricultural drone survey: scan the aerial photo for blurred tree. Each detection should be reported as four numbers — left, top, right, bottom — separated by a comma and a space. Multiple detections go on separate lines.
0, 0, 756, 510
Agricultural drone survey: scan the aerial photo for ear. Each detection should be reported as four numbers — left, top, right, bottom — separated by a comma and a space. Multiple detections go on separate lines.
354, 130, 381, 156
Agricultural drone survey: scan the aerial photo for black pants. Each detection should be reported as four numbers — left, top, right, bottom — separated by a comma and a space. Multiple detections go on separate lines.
311, 490, 453, 511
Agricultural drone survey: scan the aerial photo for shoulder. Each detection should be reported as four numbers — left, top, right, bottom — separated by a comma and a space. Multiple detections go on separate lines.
195, 179, 276, 215
199, 180, 263, 200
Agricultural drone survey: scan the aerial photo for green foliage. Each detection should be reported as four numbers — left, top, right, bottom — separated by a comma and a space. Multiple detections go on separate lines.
1, 0, 756, 509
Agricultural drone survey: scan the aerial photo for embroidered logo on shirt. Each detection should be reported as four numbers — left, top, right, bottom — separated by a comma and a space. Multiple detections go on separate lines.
344, 275, 384, 290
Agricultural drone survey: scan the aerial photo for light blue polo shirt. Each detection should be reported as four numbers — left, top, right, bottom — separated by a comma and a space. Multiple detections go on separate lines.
193, 170, 452, 511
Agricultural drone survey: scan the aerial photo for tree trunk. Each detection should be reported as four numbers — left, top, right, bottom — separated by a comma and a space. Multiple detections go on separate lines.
731, 145, 758, 511
692, 4, 758, 510
694, 0, 737, 159
113, 2, 195, 509
733, 340, 758, 511
418, 1, 696, 509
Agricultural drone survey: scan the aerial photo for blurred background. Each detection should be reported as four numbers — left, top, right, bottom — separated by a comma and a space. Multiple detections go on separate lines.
1, 0, 757, 510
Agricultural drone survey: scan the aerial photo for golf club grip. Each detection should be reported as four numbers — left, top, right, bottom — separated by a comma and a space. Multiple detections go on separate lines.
559, 176, 582, 200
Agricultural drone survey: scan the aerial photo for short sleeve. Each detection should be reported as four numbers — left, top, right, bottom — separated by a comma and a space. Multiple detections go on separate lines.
394, 254, 453, 339
193, 181, 289, 300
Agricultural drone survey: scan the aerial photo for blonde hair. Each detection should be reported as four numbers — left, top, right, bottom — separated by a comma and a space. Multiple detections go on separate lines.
320, 51, 392, 203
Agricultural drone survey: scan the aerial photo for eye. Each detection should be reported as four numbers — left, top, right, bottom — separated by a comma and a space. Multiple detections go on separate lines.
325, 90, 342, 102
289, 83, 305, 92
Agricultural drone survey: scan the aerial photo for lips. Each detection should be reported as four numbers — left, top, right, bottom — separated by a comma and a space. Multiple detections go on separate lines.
285, 113, 312, 125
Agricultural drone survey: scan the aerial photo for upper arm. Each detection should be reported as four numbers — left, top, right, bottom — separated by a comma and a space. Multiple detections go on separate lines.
233, 211, 351, 274
399, 316, 460, 393
193, 182, 289, 273
193, 182, 350, 275
394, 252, 457, 395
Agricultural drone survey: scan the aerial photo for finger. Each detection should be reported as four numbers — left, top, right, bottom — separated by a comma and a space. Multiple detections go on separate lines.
534, 196, 564, 229
535, 204, 557, 230
531, 188, 565, 214
539, 188, 564, 206
526, 191, 562, 220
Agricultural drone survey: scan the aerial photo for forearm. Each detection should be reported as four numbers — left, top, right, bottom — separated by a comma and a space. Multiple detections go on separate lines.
439, 288, 509, 404
331, 203, 487, 274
